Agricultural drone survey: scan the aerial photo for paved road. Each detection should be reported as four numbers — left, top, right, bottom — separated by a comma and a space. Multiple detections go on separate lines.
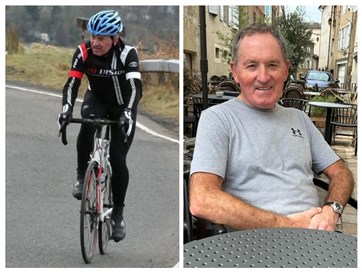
5, 85, 179, 268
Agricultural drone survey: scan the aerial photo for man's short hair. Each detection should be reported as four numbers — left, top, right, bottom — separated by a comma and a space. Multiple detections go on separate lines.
231, 23, 288, 65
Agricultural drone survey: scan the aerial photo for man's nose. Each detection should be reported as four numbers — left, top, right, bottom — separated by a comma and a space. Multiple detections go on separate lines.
91, 39, 100, 46
257, 66, 271, 83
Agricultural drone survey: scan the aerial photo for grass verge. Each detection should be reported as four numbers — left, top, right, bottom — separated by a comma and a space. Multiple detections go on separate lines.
6, 42, 179, 129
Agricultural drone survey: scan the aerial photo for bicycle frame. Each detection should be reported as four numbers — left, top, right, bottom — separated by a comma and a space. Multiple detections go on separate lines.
90, 124, 112, 222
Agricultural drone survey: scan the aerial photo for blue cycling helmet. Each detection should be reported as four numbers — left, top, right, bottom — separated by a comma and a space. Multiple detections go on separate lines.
87, 10, 123, 36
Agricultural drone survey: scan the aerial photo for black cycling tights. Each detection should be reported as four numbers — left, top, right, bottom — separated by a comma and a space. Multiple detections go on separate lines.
77, 91, 136, 207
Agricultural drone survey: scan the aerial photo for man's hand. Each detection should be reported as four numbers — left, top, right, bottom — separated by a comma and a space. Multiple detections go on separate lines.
287, 207, 322, 228
57, 104, 73, 129
308, 205, 339, 231
120, 108, 134, 137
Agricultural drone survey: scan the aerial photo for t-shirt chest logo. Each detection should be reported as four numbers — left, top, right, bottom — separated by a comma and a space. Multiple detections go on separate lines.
291, 128, 304, 138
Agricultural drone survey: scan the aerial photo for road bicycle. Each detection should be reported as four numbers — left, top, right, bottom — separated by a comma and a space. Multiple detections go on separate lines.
59, 117, 126, 263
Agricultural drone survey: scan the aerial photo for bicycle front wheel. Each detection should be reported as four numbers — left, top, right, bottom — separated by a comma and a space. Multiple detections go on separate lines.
99, 162, 113, 254
80, 161, 99, 264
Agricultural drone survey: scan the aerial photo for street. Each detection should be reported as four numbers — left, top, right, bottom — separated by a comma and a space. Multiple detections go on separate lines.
5, 85, 179, 268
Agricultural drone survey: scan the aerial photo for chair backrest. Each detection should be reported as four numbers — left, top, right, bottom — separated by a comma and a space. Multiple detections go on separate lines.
191, 76, 202, 92
220, 75, 228, 82
192, 98, 204, 119
279, 98, 309, 112
184, 168, 193, 243
217, 79, 240, 93
209, 75, 221, 87
320, 87, 339, 98
282, 85, 305, 99
331, 104, 357, 125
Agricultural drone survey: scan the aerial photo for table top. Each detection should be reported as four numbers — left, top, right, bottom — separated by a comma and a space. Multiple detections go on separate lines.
303, 91, 320, 96
308, 101, 352, 108
184, 228, 357, 268
191, 93, 235, 101
332, 88, 356, 94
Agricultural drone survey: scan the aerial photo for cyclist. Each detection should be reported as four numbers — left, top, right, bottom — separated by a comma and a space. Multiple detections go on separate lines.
57, 10, 142, 242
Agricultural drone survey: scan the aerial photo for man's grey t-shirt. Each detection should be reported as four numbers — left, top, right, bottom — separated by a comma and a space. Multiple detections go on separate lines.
190, 98, 339, 215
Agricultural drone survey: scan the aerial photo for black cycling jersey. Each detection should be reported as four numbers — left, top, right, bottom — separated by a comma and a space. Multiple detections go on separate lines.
62, 38, 142, 111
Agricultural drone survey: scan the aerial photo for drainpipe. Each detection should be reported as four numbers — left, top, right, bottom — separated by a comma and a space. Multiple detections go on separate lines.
327, 6, 333, 71
199, 6, 208, 109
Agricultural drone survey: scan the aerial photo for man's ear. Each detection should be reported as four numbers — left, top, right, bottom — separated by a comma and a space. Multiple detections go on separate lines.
230, 62, 239, 84
113, 36, 119, 45
284, 59, 291, 81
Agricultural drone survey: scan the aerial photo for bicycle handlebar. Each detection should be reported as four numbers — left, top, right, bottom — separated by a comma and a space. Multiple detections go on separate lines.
58, 118, 127, 146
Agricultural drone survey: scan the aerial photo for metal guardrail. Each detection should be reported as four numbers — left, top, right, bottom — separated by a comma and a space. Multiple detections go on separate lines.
140, 59, 179, 73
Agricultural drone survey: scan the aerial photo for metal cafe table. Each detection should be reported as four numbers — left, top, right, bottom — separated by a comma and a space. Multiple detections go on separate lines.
191, 93, 235, 104
308, 101, 352, 145
184, 228, 357, 268
303, 91, 320, 98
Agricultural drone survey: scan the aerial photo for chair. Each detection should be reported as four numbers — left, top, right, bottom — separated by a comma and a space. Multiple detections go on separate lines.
184, 98, 197, 137
184, 166, 193, 243
282, 84, 305, 99
192, 99, 203, 120
220, 75, 228, 82
320, 88, 340, 101
184, 169, 357, 242
278, 98, 310, 115
209, 75, 221, 88
191, 76, 202, 92
330, 104, 357, 153
183, 98, 205, 137
183, 168, 227, 243
217, 79, 240, 93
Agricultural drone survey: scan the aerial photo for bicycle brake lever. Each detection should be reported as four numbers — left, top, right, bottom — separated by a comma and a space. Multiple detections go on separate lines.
119, 120, 128, 144
61, 125, 68, 145
58, 121, 68, 145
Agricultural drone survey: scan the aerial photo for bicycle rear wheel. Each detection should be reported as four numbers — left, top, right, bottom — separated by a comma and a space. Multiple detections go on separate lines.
80, 161, 99, 263
99, 162, 113, 254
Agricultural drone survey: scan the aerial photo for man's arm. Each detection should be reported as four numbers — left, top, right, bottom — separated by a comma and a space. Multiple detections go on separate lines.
189, 172, 321, 230
309, 159, 355, 230
123, 46, 142, 110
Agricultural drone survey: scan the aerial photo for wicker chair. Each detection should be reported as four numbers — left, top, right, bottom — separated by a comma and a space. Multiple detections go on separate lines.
278, 98, 310, 115
282, 84, 305, 99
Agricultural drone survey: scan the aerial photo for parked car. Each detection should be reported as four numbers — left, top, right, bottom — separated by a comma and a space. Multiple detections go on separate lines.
301, 70, 340, 91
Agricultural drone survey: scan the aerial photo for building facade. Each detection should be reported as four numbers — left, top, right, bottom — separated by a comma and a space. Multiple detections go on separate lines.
319, 5, 358, 89
297, 22, 321, 79
184, 6, 280, 79
184, 5, 357, 90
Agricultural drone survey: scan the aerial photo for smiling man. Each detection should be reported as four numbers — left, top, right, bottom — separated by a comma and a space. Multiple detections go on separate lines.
57, 10, 142, 242
189, 23, 354, 232
230, 28, 290, 109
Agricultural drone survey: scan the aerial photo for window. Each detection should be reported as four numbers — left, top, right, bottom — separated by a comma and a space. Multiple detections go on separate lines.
230, 6, 239, 28
338, 23, 351, 50
306, 60, 311, 69
219, 5, 239, 28
184, 53, 193, 72
209, 6, 218, 15
221, 6, 229, 23
215, 47, 220, 59
265, 6, 271, 17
